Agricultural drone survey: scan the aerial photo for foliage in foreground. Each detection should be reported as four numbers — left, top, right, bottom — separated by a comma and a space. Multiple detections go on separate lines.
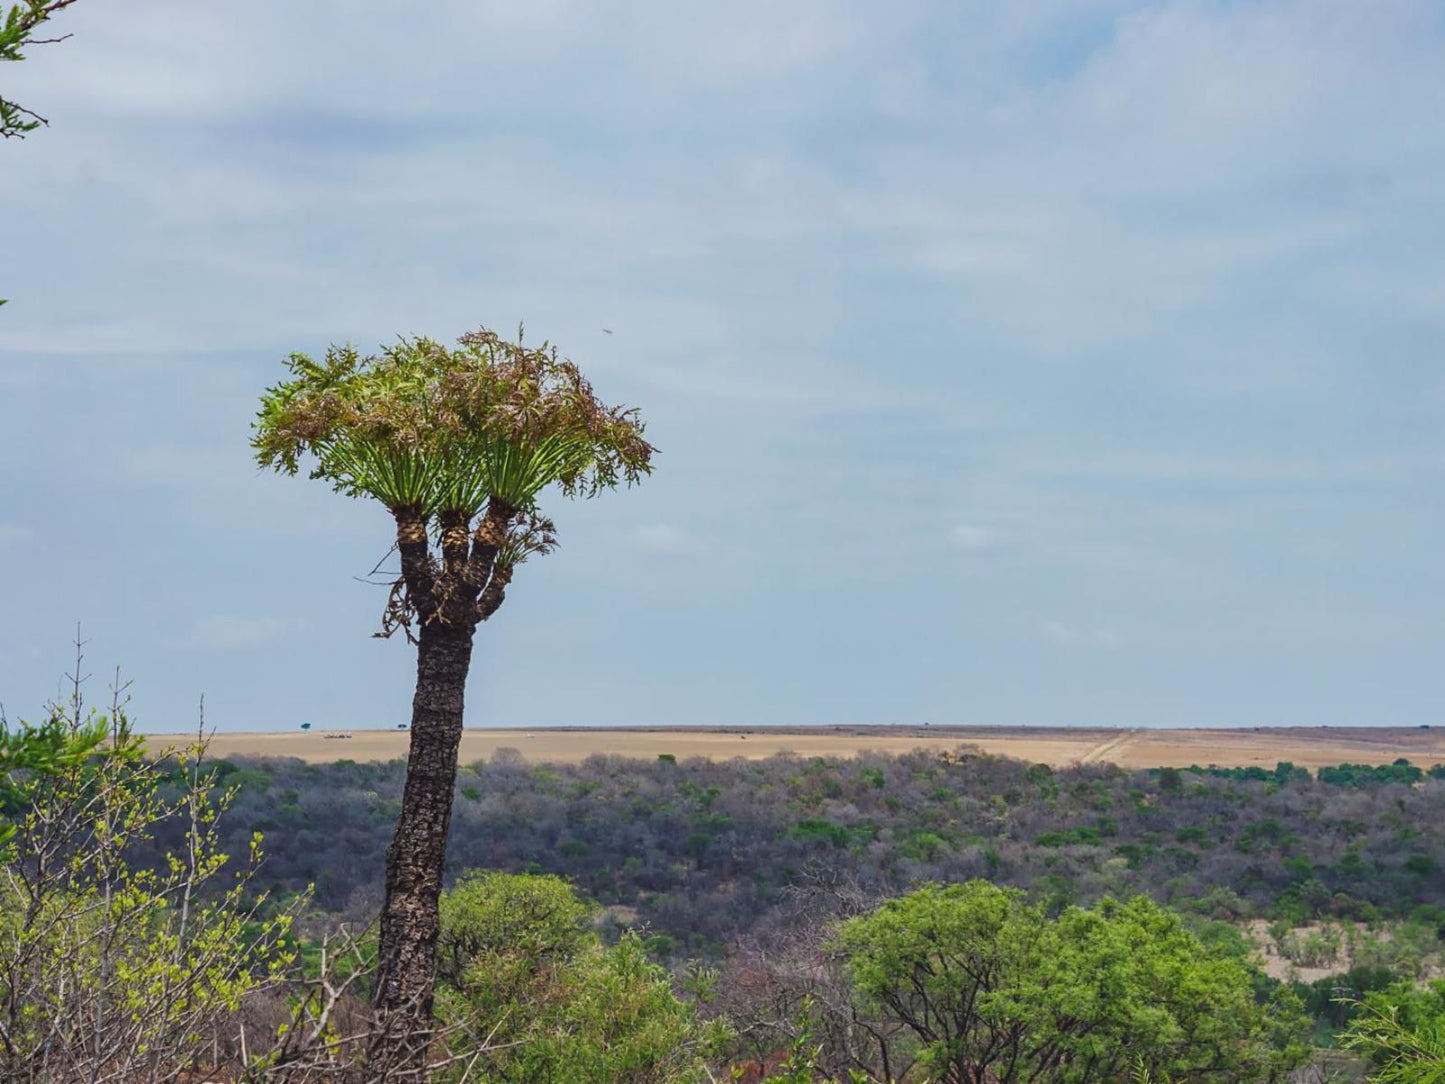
0, 667, 726, 1082
1, 0, 82, 140
434, 871, 728, 1083
832, 881, 1309, 1083
0, 703, 298, 1082
1344, 982, 1445, 1083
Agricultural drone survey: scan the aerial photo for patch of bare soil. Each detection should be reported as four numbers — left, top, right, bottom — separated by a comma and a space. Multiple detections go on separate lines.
148, 725, 1445, 769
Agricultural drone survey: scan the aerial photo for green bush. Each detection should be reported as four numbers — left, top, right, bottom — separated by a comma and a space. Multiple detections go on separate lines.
435, 871, 727, 1083
835, 881, 1308, 1083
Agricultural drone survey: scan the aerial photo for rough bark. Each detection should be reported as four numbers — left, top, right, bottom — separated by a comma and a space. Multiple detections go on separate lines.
465, 497, 514, 590
394, 507, 439, 623
478, 564, 512, 620
437, 509, 471, 577
369, 499, 517, 1077
369, 618, 476, 1076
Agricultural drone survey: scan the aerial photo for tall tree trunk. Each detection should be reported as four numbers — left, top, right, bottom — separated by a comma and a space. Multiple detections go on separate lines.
370, 619, 475, 1076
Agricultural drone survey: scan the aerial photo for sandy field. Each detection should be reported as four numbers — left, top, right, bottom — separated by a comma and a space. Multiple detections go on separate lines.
148, 725, 1445, 771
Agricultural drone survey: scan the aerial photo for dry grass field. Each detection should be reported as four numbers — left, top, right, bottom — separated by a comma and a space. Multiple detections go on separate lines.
152, 725, 1445, 771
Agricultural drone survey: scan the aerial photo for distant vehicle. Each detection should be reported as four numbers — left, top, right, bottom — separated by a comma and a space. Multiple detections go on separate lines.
323, 732, 353, 740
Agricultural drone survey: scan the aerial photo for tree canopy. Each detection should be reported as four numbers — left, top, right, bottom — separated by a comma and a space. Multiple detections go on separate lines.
834, 881, 1308, 1083
252, 328, 652, 518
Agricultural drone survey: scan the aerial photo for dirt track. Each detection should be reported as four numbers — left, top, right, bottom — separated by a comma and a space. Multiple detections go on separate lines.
148, 725, 1445, 770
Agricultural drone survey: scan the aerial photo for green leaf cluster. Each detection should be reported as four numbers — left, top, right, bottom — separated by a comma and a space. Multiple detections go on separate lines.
1344, 981, 1445, 1082
2, 0, 81, 138
0, 708, 119, 853
835, 881, 1309, 1083
0, 705, 298, 1077
252, 328, 653, 518
434, 871, 728, 1083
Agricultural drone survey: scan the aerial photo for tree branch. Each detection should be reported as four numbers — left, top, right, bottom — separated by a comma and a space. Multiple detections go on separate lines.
22, 0, 85, 22
1, 0, 86, 138
437, 509, 471, 578
465, 497, 513, 595
478, 565, 512, 621
392, 507, 438, 621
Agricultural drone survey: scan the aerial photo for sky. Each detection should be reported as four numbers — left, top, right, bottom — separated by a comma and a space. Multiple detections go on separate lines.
1, 0, 1443, 733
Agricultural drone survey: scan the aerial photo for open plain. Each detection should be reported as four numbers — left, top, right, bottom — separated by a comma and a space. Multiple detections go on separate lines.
155, 724, 1445, 771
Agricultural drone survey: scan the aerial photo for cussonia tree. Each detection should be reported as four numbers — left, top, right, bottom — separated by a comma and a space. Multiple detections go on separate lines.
252, 328, 653, 1069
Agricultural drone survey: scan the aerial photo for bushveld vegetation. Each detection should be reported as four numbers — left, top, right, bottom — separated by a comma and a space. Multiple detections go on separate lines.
33, 726, 1429, 1082
8, 653, 1445, 1081
0, 697, 1327, 1082
12, 689, 1445, 1082
183, 747, 1445, 951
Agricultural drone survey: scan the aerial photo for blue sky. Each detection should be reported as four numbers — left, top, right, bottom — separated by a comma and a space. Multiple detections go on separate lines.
2, 0, 1443, 733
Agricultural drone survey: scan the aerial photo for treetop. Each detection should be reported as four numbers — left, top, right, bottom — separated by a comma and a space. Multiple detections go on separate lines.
252, 327, 654, 518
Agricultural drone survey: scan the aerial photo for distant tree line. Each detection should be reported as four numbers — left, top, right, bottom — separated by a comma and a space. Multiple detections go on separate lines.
1178, 759, 1435, 788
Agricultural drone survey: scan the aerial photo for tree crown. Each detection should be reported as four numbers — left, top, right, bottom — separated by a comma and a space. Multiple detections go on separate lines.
834, 881, 1308, 1083
252, 327, 654, 518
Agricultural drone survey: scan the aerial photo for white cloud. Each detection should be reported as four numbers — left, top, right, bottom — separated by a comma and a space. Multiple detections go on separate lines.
112, 441, 378, 538
949, 524, 999, 550
1027, 451, 1410, 487
1041, 620, 1123, 649
186, 615, 304, 651
624, 523, 700, 554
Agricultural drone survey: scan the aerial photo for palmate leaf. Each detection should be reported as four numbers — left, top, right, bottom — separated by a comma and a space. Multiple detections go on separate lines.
252, 328, 652, 527
317, 439, 436, 510
428, 449, 491, 519
312, 435, 592, 520
473, 432, 594, 510
496, 510, 558, 568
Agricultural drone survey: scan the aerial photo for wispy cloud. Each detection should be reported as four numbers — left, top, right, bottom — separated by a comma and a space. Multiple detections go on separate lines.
1027, 452, 1412, 488
185, 616, 305, 651
623, 523, 701, 555
1041, 620, 1123, 649
948, 524, 1000, 550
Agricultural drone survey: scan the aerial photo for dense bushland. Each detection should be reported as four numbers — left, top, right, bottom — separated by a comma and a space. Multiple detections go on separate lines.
179, 746, 1445, 956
